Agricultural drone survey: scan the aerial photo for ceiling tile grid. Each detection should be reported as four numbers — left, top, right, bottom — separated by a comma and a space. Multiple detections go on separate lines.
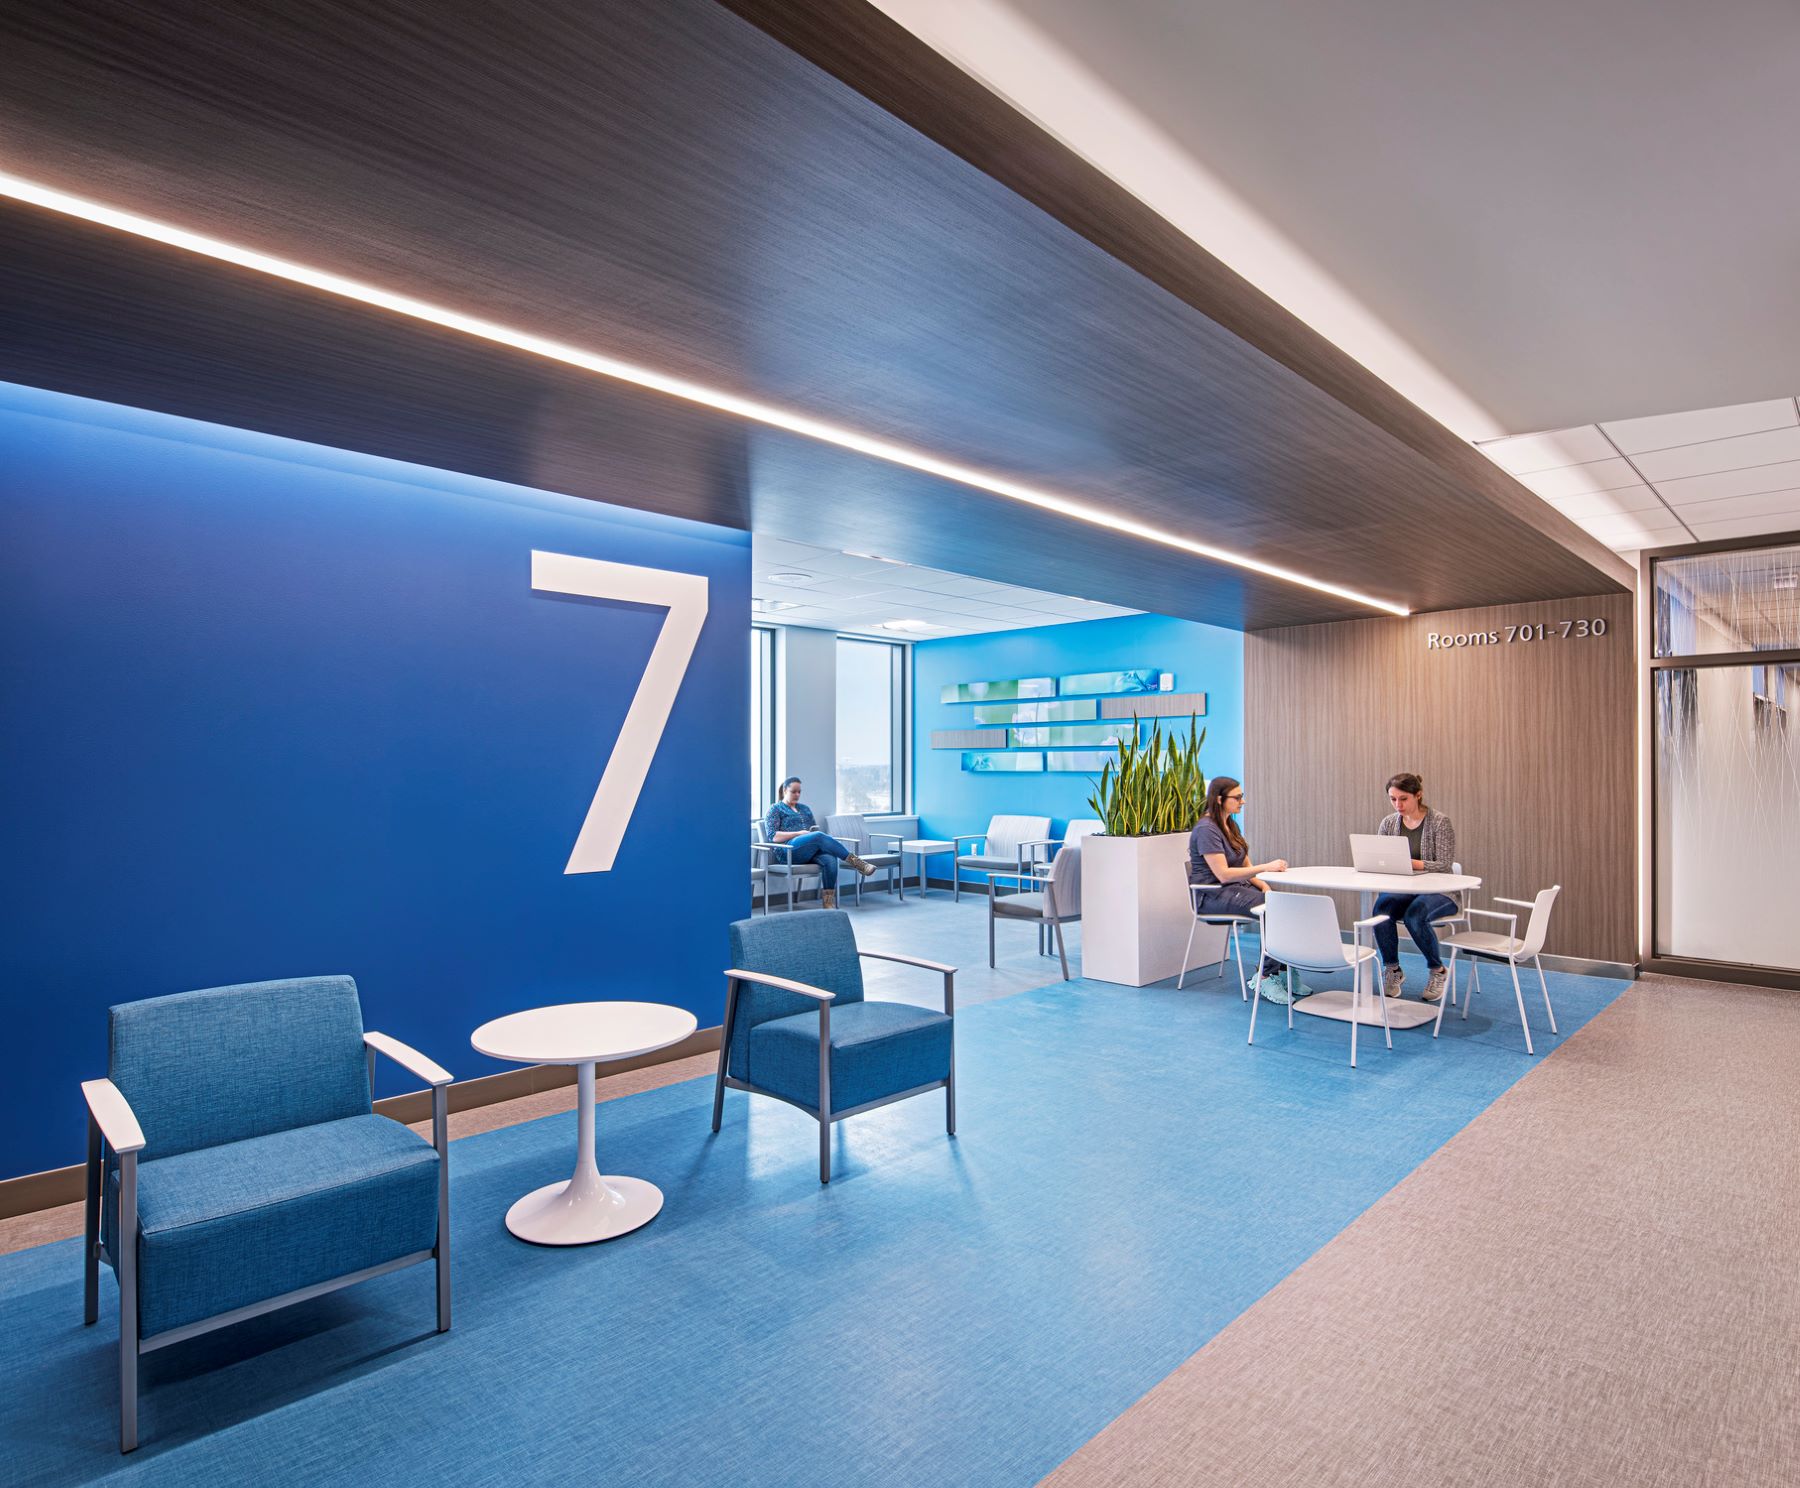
751, 536, 1138, 639
1477, 397, 1800, 555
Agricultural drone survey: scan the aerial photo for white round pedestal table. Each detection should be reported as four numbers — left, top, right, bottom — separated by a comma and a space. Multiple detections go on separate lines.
471, 1001, 697, 1246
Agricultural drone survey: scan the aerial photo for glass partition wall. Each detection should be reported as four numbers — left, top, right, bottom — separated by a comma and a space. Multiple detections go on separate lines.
1645, 534, 1800, 985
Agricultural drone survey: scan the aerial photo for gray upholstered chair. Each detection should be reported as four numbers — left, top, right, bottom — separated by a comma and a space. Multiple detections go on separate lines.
752, 816, 822, 912
952, 814, 1052, 901
713, 911, 955, 1183
82, 975, 452, 1452
988, 841, 1083, 979
824, 813, 906, 904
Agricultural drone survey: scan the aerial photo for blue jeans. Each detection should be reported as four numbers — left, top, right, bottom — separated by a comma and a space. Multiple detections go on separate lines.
1371, 892, 1458, 969
781, 831, 850, 889
1191, 882, 1284, 976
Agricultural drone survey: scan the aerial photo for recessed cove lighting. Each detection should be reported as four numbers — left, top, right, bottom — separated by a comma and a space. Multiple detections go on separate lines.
762, 571, 814, 584
0, 170, 1409, 616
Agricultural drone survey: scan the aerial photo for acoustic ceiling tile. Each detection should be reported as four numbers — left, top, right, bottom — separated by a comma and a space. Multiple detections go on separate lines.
1653, 459, 1800, 505
1601, 399, 1797, 455
1476, 425, 1614, 475
1631, 425, 1800, 483
1515, 458, 1644, 500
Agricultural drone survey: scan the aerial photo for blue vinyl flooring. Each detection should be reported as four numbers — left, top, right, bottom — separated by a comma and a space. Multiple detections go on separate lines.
1, 956, 1629, 1486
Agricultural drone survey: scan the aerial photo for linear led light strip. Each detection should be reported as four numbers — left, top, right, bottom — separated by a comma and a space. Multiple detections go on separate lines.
0, 169, 1409, 615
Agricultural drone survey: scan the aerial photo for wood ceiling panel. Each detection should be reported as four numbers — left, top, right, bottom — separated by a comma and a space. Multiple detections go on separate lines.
0, 0, 1629, 626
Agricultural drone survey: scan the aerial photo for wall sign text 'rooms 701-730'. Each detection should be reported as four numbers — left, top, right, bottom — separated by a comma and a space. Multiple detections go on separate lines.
1426, 618, 1610, 650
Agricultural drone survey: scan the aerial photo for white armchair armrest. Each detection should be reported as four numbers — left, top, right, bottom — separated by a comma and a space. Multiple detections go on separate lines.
364, 1031, 453, 1088
1352, 914, 1391, 930
868, 832, 907, 847
1492, 897, 1537, 910
1465, 907, 1519, 925
951, 833, 987, 851
723, 968, 835, 1002
81, 1079, 145, 1155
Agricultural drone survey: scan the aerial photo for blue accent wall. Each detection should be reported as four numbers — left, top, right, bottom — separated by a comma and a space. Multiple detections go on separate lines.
914, 613, 1244, 873
0, 383, 749, 1180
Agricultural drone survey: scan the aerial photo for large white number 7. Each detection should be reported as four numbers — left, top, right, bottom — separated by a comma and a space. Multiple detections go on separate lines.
532, 549, 709, 874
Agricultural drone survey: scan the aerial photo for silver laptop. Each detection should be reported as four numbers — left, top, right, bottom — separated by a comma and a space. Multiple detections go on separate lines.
1349, 833, 1415, 875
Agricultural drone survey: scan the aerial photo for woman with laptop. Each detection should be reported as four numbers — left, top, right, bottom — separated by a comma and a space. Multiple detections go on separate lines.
1371, 771, 1459, 1003
1188, 776, 1294, 1001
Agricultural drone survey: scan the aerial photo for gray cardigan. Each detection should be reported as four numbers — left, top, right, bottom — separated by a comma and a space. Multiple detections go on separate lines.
1378, 807, 1457, 875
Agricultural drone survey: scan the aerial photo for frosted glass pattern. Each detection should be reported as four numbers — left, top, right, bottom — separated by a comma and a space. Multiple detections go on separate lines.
1654, 664, 1800, 970
1654, 543, 1800, 656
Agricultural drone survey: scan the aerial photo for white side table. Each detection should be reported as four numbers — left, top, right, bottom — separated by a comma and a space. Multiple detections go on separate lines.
900, 838, 956, 898
471, 1001, 697, 1245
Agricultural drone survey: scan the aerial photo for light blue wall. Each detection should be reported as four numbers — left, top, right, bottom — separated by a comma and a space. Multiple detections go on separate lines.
913, 613, 1245, 874
0, 382, 750, 1180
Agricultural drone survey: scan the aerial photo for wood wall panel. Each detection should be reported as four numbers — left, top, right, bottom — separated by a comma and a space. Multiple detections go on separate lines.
1246, 594, 1635, 963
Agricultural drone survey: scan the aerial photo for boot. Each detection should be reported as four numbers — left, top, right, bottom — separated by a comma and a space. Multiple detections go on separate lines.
846, 854, 877, 877
821, 888, 837, 909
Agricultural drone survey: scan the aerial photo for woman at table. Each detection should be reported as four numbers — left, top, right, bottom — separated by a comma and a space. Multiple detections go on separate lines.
1187, 776, 1294, 1001
762, 776, 874, 910
1372, 771, 1460, 1003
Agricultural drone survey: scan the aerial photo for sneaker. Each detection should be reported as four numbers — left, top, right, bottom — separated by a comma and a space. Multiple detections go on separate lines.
1382, 965, 1406, 998
1422, 967, 1448, 1003
1252, 971, 1292, 1006
846, 854, 877, 877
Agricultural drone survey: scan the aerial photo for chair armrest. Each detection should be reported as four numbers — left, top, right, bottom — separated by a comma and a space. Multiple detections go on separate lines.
723, 968, 835, 1002
1352, 915, 1391, 929
751, 842, 792, 862
1492, 897, 1537, 909
952, 834, 987, 851
857, 950, 955, 1015
859, 949, 958, 975
365, 1031, 453, 1088
868, 832, 907, 848
1465, 908, 1519, 925
1017, 837, 1057, 856
81, 1079, 145, 1155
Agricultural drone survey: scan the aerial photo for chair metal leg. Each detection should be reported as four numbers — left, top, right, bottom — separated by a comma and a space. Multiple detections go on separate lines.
987, 903, 997, 969
1535, 957, 1558, 1033
1247, 964, 1262, 1045
946, 1052, 956, 1136
118, 1151, 138, 1454
1463, 958, 1480, 1019
1509, 958, 1535, 1055
1231, 923, 1248, 1001
1435, 951, 1455, 1038
1178, 914, 1199, 988
818, 1003, 832, 1184
1350, 960, 1360, 1069
84, 1115, 101, 1326
1376, 956, 1393, 1049
1287, 966, 1295, 1029
1053, 917, 1070, 980
712, 980, 739, 1132
433, 1084, 451, 1333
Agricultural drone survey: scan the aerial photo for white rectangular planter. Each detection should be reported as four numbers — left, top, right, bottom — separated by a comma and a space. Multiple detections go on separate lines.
1081, 831, 1228, 987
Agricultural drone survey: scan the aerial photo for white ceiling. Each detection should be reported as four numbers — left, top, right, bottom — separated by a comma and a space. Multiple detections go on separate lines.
876, 0, 1800, 440
752, 536, 1139, 639
1476, 397, 1800, 554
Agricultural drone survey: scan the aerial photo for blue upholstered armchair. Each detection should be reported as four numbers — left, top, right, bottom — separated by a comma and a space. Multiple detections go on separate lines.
711, 912, 955, 1183
82, 975, 453, 1453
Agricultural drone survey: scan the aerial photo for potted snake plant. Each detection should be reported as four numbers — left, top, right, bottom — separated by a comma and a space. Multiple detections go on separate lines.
1081, 717, 1228, 985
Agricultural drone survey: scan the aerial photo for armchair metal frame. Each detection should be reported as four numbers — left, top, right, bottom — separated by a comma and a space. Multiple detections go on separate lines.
712, 950, 956, 1183
1178, 884, 1253, 998
751, 833, 822, 913
84, 1033, 452, 1453
1251, 902, 1392, 1068
986, 862, 1081, 980
950, 819, 1047, 902
1435, 887, 1562, 1054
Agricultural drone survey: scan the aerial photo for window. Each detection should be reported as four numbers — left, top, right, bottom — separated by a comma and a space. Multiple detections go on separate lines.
835, 637, 906, 814
750, 626, 775, 816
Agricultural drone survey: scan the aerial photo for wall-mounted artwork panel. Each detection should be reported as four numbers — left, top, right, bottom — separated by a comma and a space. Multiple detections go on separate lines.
971, 699, 1097, 725
1058, 668, 1170, 696
1101, 691, 1207, 719
962, 751, 1045, 772
1010, 723, 1134, 747
940, 677, 1055, 704
1044, 750, 1120, 772
931, 728, 1008, 750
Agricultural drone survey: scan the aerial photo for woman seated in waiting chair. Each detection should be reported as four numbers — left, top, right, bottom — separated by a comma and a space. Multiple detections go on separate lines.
1187, 776, 1294, 1002
762, 776, 874, 909
1373, 771, 1459, 1004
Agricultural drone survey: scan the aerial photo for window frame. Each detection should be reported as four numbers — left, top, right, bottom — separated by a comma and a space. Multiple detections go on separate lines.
833, 634, 910, 818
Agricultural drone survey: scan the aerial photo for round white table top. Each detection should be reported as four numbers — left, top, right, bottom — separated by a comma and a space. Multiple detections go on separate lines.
471, 1001, 698, 1066
1262, 866, 1481, 896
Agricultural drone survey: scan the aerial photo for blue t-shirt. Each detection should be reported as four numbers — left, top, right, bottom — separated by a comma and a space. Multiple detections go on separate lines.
762, 801, 817, 843
1187, 816, 1247, 886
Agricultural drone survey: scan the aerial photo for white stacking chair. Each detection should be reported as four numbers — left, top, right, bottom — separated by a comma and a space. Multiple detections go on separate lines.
1435, 886, 1562, 1054
1251, 894, 1391, 1068
1178, 884, 1252, 999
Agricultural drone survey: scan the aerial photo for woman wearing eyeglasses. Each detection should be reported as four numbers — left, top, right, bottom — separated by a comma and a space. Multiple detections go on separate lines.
1187, 776, 1293, 1001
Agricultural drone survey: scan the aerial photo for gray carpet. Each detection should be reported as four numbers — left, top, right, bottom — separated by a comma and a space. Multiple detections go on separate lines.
1042, 973, 1800, 1487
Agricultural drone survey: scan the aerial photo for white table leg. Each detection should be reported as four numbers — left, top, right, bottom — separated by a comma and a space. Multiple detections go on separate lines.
504, 1061, 665, 1245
